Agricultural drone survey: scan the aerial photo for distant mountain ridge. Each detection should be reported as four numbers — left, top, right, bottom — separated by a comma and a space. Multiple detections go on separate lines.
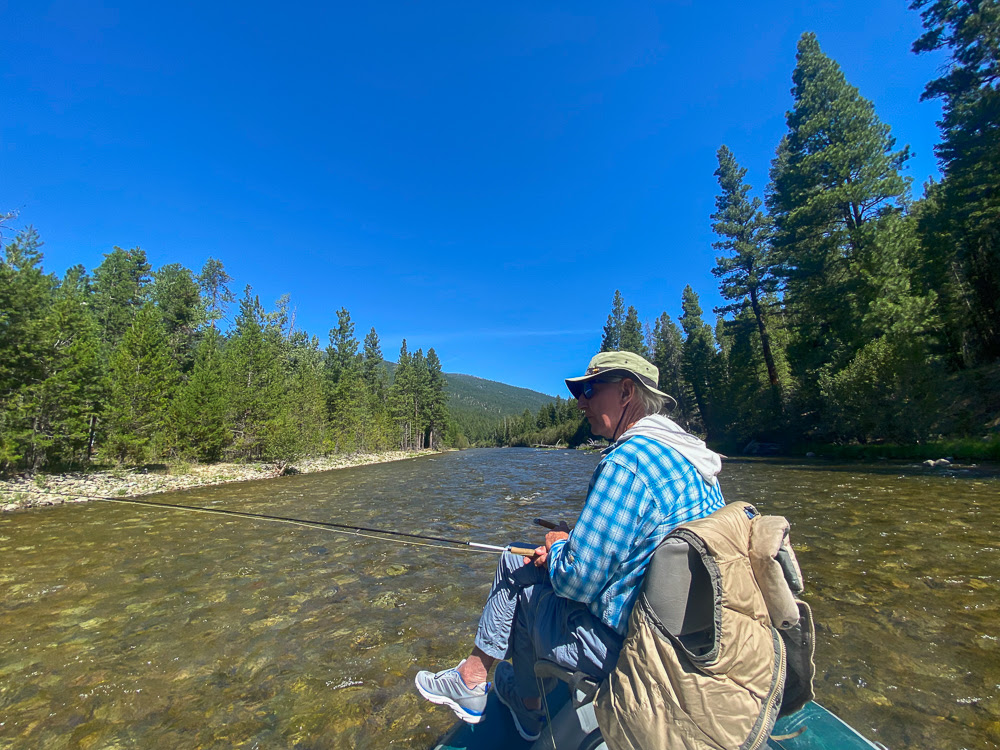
444, 371, 554, 413
444, 371, 558, 442
384, 360, 559, 442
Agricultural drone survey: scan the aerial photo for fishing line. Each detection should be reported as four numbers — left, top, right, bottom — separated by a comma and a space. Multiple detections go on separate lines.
2, 489, 538, 556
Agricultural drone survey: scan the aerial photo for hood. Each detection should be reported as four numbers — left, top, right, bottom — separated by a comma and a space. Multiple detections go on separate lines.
610, 414, 723, 485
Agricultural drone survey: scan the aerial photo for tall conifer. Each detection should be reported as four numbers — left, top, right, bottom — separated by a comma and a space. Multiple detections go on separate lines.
174, 327, 228, 461
92, 247, 151, 351
620, 306, 649, 358
600, 290, 625, 351
911, 0, 1000, 362
104, 303, 179, 463
680, 287, 717, 436
711, 145, 782, 391
768, 32, 912, 400
224, 288, 283, 460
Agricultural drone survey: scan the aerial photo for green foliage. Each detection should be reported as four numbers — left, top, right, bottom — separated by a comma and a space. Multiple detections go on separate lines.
711, 145, 782, 393
174, 328, 229, 462
104, 303, 179, 463
600, 290, 625, 351
764, 33, 919, 431
223, 289, 285, 461
424, 348, 450, 448
650, 312, 698, 428
197, 257, 235, 329
92, 246, 151, 351
29, 273, 105, 468
281, 332, 328, 458
0, 230, 462, 472
680, 286, 720, 436
911, 0, 1000, 362
150, 263, 204, 372
619, 306, 649, 358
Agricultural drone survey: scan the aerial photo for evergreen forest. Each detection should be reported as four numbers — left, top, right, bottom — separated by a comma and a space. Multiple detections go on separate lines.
495, 8, 1000, 456
0, 240, 455, 472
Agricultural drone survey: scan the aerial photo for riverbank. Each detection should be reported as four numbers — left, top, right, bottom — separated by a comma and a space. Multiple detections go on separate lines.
0, 450, 437, 512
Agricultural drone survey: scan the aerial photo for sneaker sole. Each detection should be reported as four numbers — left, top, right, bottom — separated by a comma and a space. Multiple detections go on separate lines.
494, 685, 542, 742
414, 676, 486, 724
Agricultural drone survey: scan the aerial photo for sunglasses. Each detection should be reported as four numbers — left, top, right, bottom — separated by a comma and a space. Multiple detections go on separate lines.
579, 379, 611, 400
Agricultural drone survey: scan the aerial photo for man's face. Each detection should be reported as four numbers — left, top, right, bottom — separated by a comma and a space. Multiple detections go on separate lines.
576, 379, 624, 439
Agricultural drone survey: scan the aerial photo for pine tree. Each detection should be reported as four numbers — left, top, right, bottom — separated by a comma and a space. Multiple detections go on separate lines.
325, 309, 367, 452
104, 303, 179, 463
281, 332, 328, 457
620, 306, 649, 358
911, 0, 1000, 362
423, 348, 449, 449
362, 327, 389, 401
768, 32, 913, 401
325, 308, 359, 411
174, 327, 229, 462
680, 286, 717, 436
0, 229, 58, 470
360, 327, 392, 450
28, 268, 105, 468
150, 263, 203, 372
197, 258, 235, 329
92, 246, 151, 351
224, 288, 284, 460
600, 290, 625, 351
389, 340, 415, 449
711, 145, 782, 391
409, 349, 431, 449
651, 313, 694, 426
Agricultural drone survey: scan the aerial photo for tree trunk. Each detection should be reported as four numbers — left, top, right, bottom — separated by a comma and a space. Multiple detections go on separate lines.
749, 288, 781, 389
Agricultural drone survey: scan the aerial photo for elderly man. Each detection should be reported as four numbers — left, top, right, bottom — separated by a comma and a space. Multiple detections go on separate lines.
415, 351, 725, 740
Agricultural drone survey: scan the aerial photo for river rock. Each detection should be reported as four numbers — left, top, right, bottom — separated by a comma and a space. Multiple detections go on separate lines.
371, 592, 401, 609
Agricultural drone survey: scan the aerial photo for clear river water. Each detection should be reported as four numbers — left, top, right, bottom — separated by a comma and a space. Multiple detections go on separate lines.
1, 449, 998, 749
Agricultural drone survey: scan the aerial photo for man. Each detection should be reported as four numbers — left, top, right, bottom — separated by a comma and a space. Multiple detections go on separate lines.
414, 351, 725, 741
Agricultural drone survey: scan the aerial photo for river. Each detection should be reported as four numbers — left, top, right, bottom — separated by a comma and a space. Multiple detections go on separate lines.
1, 449, 998, 749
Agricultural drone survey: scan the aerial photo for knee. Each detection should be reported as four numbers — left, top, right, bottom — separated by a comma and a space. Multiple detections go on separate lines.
498, 550, 527, 577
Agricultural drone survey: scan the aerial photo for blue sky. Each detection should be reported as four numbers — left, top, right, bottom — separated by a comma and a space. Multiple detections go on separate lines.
2, 1, 946, 396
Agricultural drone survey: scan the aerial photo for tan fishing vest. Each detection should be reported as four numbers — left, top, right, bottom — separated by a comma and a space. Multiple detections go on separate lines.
594, 501, 815, 750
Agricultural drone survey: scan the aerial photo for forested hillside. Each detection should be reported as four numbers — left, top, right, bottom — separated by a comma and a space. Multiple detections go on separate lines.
570, 16, 1000, 455
444, 373, 556, 443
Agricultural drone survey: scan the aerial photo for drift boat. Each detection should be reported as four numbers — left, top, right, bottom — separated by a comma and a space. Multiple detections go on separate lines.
434, 688, 887, 750
434, 510, 888, 750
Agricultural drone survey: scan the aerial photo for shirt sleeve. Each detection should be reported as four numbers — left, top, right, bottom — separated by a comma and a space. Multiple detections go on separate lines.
547, 457, 648, 604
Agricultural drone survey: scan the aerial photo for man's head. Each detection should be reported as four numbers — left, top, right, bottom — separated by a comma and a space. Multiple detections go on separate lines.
565, 351, 676, 440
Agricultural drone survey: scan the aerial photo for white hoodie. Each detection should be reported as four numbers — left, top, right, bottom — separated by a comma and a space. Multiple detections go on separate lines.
613, 414, 723, 486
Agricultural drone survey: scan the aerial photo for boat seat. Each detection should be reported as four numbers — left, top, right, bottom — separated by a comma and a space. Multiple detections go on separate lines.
642, 536, 715, 655
533, 536, 715, 707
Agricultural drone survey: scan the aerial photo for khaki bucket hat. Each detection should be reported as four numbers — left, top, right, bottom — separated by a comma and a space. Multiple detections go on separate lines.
565, 351, 677, 409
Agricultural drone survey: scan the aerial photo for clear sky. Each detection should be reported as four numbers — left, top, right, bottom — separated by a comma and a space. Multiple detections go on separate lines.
2, 1, 946, 396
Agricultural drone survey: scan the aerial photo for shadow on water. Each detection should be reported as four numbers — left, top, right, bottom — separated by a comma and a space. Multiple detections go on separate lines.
1, 448, 998, 748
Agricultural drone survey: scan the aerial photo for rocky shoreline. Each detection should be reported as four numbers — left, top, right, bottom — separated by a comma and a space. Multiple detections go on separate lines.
0, 451, 437, 512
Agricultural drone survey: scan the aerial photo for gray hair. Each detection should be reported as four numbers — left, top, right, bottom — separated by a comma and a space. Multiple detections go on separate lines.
599, 375, 669, 416
623, 377, 669, 415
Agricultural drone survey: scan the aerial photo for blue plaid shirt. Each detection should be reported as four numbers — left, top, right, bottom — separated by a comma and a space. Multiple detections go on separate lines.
548, 435, 725, 635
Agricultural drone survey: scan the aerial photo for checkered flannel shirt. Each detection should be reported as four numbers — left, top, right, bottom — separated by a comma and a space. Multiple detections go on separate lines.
548, 435, 726, 635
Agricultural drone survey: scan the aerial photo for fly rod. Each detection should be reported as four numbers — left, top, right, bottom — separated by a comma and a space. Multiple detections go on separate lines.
5, 489, 539, 556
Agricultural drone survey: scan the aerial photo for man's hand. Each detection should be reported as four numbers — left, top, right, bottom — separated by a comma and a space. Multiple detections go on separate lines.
524, 529, 570, 568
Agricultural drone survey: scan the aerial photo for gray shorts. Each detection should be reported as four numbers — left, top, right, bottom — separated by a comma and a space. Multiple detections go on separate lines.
474, 551, 624, 700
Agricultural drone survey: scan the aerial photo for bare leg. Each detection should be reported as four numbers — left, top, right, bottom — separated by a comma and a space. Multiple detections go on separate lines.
457, 646, 495, 687
459, 649, 541, 710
